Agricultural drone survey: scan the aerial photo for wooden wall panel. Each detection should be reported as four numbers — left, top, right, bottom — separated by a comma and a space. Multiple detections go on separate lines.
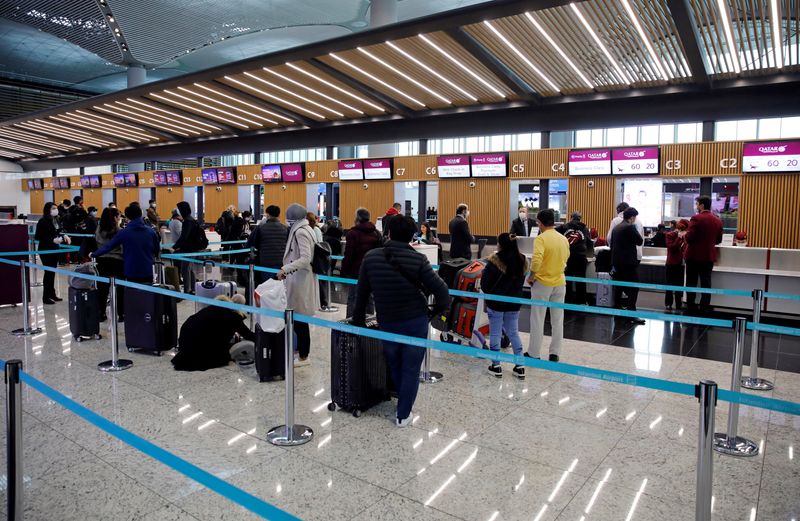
660, 142, 743, 177
567, 176, 617, 237
236, 164, 262, 184
510, 149, 569, 179
340, 180, 395, 228
115, 187, 140, 209
438, 178, 510, 236
739, 174, 800, 249
203, 185, 238, 223
29, 191, 45, 214
183, 168, 202, 187
81, 188, 103, 210
262, 183, 308, 224
54, 189, 72, 205
154, 187, 183, 216
304, 160, 339, 183
393, 155, 438, 181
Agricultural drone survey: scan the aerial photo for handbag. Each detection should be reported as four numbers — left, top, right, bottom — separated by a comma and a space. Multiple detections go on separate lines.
254, 279, 287, 333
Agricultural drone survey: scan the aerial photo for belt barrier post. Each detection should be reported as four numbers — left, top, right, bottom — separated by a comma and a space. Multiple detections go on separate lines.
420, 295, 444, 384
741, 289, 774, 391
267, 309, 313, 446
319, 264, 339, 313
98, 277, 133, 372
713, 317, 759, 457
248, 262, 255, 332
29, 238, 42, 287
5, 359, 24, 521
12, 260, 42, 337
695, 380, 717, 521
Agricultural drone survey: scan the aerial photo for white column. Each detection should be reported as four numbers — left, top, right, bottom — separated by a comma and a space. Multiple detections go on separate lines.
370, 0, 398, 27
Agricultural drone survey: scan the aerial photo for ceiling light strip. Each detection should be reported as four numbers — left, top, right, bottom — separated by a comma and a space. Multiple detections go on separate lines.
0, 129, 81, 151
125, 99, 221, 131
96, 105, 197, 137
50, 115, 149, 143
0, 148, 25, 158
223, 76, 326, 119
174, 86, 274, 126
23, 119, 118, 146
285, 63, 385, 112
482, 21, 560, 93
385, 41, 478, 102
260, 69, 363, 115
525, 12, 594, 89
619, 0, 671, 79
328, 53, 426, 107
769, 0, 782, 68
193, 83, 290, 124
77, 109, 163, 136
60, 112, 158, 141
0, 138, 49, 155
243, 72, 343, 117
713, 0, 741, 74
418, 34, 506, 98
570, 3, 632, 85
17, 121, 118, 147
357, 47, 451, 104
156, 89, 256, 128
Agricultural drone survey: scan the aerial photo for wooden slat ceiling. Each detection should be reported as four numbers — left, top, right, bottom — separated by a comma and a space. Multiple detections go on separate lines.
0, 0, 796, 162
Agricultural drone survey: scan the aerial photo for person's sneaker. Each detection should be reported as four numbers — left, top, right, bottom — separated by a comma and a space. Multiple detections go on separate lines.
52, 296, 63, 302
294, 357, 311, 368
548, 354, 559, 362
396, 414, 413, 428
487, 364, 503, 377
512, 365, 525, 379
523, 352, 532, 358
43, 298, 56, 305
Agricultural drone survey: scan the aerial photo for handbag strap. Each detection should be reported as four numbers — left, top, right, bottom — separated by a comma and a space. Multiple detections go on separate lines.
383, 248, 429, 299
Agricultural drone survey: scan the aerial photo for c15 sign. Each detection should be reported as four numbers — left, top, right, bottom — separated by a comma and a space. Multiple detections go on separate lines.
742, 141, 800, 173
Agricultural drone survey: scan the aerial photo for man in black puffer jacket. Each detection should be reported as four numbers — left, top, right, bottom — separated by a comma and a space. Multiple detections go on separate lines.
557, 212, 594, 304
352, 215, 450, 428
247, 205, 289, 285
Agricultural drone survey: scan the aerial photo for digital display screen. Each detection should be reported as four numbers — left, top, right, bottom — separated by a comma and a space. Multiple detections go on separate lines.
623, 179, 663, 228
742, 141, 800, 173
470, 153, 508, 177
612, 147, 659, 175
338, 160, 364, 181
568, 149, 611, 176
363, 159, 392, 180
124, 173, 138, 187
89, 175, 101, 188
113, 174, 126, 187
54, 178, 69, 189
261, 165, 281, 183
27, 180, 42, 190
165, 170, 182, 186
153, 172, 168, 186
216, 167, 236, 184
437, 155, 470, 178
281, 163, 304, 183
201, 168, 218, 185
80, 176, 91, 188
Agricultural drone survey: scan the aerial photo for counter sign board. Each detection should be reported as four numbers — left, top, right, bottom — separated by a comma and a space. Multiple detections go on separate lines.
470, 153, 508, 177
281, 163, 305, 182
437, 155, 470, 178
568, 149, 611, 176
338, 160, 364, 181
742, 141, 800, 173
612, 147, 659, 175
363, 159, 392, 180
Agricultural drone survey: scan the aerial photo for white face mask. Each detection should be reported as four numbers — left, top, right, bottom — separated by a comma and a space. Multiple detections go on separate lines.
465, 210, 470, 219
519, 213, 526, 219
50, 208, 59, 217
151, 203, 156, 208
90, 211, 97, 217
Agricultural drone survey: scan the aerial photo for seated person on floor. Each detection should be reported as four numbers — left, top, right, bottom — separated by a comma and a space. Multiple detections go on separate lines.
172, 294, 254, 371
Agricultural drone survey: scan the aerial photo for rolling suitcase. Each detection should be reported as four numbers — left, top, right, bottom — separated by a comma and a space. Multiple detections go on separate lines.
453, 259, 486, 303
68, 286, 102, 342
195, 260, 237, 311
595, 272, 615, 308
328, 317, 391, 417
124, 262, 178, 355
436, 258, 470, 288
254, 324, 285, 382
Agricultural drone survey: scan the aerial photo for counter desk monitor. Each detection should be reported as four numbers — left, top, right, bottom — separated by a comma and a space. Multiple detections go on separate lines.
261, 164, 281, 183
153, 172, 168, 187
166, 170, 182, 186
280, 163, 304, 182
568, 149, 611, 176
363, 159, 392, 180
470, 153, 507, 177
437, 155, 470, 178
338, 160, 364, 181
742, 141, 800, 173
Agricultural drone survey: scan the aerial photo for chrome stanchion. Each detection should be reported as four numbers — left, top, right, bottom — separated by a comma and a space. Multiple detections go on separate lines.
714, 317, 759, 457
12, 260, 42, 336
319, 265, 339, 313
248, 262, 256, 332
98, 277, 133, 372
29, 238, 42, 287
695, 380, 717, 521
267, 309, 313, 446
5, 359, 23, 521
420, 295, 443, 383
741, 289, 774, 391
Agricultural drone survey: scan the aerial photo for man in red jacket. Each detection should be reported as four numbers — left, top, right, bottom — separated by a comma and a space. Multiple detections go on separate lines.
684, 196, 723, 314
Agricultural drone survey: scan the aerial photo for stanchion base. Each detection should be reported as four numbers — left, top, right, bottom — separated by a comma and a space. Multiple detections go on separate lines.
319, 306, 340, 313
741, 377, 774, 391
98, 359, 134, 372
420, 371, 444, 384
266, 424, 314, 446
713, 433, 759, 457
11, 326, 42, 337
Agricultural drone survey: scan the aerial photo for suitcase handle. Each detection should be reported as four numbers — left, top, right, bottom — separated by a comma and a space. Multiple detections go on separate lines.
203, 260, 215, 283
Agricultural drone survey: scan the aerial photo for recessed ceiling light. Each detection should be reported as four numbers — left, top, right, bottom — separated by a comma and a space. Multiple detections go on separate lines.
570, 3, 632, 85
524, 12, 594, 90
328, 52, 426, 107
224, 75, 326, 119
483, 20, 560, 93
284, 62, 385, 112
418, 34, 506, 98
357, 47, 451, 104
243, 71, 344, 117
385, 41, 477, 102
108, 16, 114, 22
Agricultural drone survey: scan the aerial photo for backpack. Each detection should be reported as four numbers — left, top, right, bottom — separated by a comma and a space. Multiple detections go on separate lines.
564, 228, 585, 247
196, 226, 209, 250
215, 216, 228, 239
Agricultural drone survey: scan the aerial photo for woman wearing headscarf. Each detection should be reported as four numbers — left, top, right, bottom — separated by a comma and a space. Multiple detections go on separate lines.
277, 203, 319, 366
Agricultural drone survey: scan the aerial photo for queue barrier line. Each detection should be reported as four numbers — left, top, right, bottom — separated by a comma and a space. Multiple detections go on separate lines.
748, 322, 800, 337
763, 291, 800, 302
163, 248, 251, 258
0, 361, 299, 521
0, 246, 80, 257
64, 233, 95, 238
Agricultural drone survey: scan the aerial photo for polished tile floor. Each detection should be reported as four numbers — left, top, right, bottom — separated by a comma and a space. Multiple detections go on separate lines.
0, 275, 797, 521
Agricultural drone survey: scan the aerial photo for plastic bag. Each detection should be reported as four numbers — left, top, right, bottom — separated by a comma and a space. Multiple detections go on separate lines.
253, 278, 287, 332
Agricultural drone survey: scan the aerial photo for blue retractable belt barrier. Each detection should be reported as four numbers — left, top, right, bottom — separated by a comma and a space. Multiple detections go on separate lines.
3, 363, 299, 521
64, 233, 95, 238
564, 275, 754, 297
162, 248, 251, 257
748, 322, 800, 337
27, 262, 111, 284
764, 291, 800, 302
0, 245, 80, 256
717, 388, 800, 416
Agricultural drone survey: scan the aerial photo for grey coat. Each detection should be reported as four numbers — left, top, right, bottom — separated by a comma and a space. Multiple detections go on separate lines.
282, 221, 319, 316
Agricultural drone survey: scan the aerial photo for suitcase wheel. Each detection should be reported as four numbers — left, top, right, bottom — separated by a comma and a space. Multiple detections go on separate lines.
75, 336, 82, 343
352, 409, 361, 418
327, 402, 336, 412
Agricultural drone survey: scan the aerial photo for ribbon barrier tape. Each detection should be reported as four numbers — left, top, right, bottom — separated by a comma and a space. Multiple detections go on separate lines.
7, 364, 300, 521
0, 245, 80, 256
748, 322, 800, 337
717, 389, 800, 416
162, 248, 251, 257
763, 291, 800, 302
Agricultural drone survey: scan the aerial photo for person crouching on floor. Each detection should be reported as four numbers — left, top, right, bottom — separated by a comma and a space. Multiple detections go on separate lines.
172, 294, 254, 371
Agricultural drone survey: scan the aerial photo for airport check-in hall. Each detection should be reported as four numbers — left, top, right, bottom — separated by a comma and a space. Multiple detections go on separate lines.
0, 0, 799, 520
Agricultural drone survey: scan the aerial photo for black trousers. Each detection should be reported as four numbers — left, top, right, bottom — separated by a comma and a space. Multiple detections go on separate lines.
295, 321, 310, 359
96, 257, 125, 319
686, 260, 714, 309
664, 264, 685, 308
612, 264, 640, 311
565, 255, 588, 304
40, 253, 59, 299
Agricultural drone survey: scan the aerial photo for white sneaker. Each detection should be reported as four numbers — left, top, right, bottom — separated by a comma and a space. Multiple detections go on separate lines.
396, 413, 413, 428
294, 357, 310, 368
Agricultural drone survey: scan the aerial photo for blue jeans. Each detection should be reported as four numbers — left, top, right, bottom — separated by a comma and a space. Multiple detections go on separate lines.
380, 315, 429, 421
487, 308, 523, 365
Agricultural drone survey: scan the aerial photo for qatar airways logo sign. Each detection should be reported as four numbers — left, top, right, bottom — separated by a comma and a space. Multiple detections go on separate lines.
623, 151, 647, 158
443, 158, 465, 165
341, 162, 359, 169
571, 152, 608, 160
759, 145, 787, 154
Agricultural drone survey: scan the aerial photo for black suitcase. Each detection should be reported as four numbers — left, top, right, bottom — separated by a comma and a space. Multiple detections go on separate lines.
328, 318, 391, 417
437, 258, 471, 288
123, 285, 178, 355
68, 286, 102, 342
254, 324, 285, 382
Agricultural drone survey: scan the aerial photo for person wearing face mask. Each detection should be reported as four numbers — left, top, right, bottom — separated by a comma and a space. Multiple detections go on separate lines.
146, 200, 160, 230
511, 207, 537, 237
448, 203, 475, 260
610, 207, 645, 324
94, 207, 125, 322
35, 202, 71, 304
79, 206, 99, 260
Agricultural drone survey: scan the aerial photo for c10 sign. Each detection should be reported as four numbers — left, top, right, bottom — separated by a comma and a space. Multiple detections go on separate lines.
742, 141, 800, 173
612, 147, 659, 175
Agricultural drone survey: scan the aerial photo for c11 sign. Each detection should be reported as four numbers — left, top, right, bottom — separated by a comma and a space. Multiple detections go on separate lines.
568, 149, 611, 176
612, 147, 659, 175
742, 141, 800, 173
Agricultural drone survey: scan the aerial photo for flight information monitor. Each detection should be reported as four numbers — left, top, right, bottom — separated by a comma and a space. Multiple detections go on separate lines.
437, 155, 470, 178
338, 160, 364, 181
568, 149, 611, 176
612, 147, 659, 175
742, 141, 800, 173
